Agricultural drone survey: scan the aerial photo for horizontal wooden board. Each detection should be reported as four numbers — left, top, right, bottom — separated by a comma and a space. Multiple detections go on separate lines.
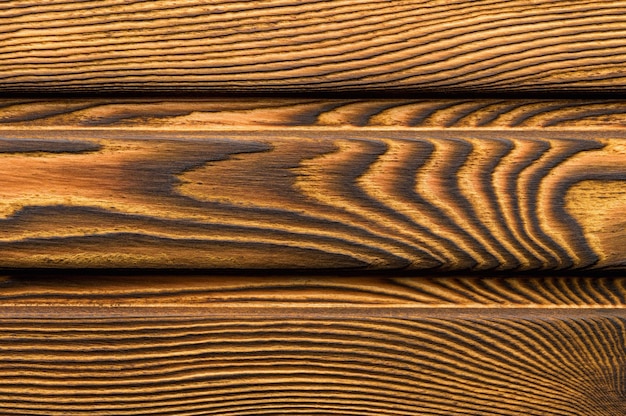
1, 275, 623, 415
5, 98, 626, 129
0, 98, 625, 270
2, 1, 626, 93
0, 311, 624, 415
1, 274, 625, 308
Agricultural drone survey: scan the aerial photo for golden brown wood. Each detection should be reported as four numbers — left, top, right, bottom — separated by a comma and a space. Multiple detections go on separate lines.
0, 98, 625, 270
0, 311, 624, 415
0, 275, 624, 414
2, 1, 626, 93
3, 2, 625, 413
4, 98, 626, 129
1, 274, 625, 308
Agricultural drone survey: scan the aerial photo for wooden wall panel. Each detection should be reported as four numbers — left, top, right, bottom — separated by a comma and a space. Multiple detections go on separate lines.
2, 2, 625, 414
2, 1, 626, 93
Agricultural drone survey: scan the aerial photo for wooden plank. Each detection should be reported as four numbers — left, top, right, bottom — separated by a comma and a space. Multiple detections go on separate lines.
0, 275, 623, 415
0, 310, 623, 415
0, 98, 625, 270
2, 1, 626, 93
1, 274, 625, 308
4, 98, 626, 129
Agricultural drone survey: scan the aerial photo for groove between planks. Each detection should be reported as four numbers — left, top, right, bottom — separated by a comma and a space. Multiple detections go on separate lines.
2, 0, 626, 93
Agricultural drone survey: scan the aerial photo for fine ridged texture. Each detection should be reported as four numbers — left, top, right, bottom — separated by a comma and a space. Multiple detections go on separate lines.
4, 2, 626, 414
0, 122, 624, 270
6, 99, 626, 129
1, 274, 625, 307
0, 314, 624, 415
2, 1, 626, 93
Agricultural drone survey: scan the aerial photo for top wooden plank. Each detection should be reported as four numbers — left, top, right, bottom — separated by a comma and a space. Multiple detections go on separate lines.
2, 0, 626, 94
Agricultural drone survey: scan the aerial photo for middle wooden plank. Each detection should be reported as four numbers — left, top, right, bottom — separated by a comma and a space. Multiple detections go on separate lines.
0, 99, 625, 271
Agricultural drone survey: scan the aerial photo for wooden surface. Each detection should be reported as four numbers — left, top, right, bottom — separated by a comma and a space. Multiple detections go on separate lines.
3, 2, 625, 414
3, 314, 625, 416
6, 98, 626, 129
1, 273, 625, 308
0, 275, 623, 415
3, 0, 626, 93
0, 99, 624, 270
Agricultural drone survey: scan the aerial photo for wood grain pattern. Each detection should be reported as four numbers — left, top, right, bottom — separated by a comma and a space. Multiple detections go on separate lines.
0, 98, 625, 270
1, 274, 626, 308
0, 312, 624, 415
1, 275, 624, 413
3, 0, 626, 93
5, 98, 626, 129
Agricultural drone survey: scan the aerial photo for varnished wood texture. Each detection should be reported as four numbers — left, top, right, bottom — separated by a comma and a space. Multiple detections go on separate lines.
3, 0, 626, 93
0, 99, 625, 270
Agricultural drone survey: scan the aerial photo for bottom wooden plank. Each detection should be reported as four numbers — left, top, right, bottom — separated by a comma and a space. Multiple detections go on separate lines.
0, 274, 624, 415
0, 313, 624, 415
